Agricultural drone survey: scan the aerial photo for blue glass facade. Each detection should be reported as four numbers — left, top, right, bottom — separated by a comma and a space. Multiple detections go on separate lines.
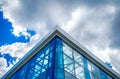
63, 42, 113, 79
9, 36, 113, 79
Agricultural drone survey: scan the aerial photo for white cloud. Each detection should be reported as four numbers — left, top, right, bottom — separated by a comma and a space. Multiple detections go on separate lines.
0, 34, 40, 58
0, 58, 8, 77
109, 49, 120, 74
0, 43, 28, 58
62, 7, 91, 31
90, 46, 111, 62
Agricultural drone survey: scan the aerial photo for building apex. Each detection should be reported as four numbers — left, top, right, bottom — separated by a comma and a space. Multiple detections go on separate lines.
1, 25, 120, 79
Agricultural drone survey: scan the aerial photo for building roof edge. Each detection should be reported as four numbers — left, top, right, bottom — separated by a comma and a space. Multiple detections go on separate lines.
2, 26, 120, 79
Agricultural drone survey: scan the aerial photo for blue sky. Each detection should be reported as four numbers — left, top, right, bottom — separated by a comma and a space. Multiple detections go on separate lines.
0, 11, 36, 46
0, 0, 120, 77
0, 10, 36, 76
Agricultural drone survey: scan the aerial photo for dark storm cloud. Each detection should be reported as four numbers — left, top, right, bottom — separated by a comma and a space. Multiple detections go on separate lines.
0, 5, 2, 10
10, 0, 116, 29
16, 0, 120, 49
109, 8, 120, 49
55, 0, 111, 7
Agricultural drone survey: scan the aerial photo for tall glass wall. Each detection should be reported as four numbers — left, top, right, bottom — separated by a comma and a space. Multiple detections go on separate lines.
9, 36, 113, 79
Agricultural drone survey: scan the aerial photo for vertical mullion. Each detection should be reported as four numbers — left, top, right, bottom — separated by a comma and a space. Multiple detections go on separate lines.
54, 36, 65, 79
72, 50, 76, 77
83, 57, 91, 79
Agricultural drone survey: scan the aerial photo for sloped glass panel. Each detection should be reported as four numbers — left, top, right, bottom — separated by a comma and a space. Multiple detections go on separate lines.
10, 37, 64, 79
100, 69, 108, 79
74, 50, 83, 66
64, 53, 74, 75
107, 75, 113, 79
88, 61, 101, 79
75, 63, 85, 79
63, 42, 73, 58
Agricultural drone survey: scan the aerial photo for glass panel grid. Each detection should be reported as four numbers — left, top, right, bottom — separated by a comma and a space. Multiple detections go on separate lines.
9, 37, 113, 79
63, 42, 113, 79
63, 42, 85, 79
10, 38, 55, 79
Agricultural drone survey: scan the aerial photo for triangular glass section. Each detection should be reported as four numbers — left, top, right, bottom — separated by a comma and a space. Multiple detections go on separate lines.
9, 36, 64, 79
10, 36, 64, 79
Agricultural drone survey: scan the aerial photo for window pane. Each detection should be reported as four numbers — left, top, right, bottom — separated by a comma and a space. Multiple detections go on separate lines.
100, 69, 108, 79
63, 43, 73, 58
74, 50, 83, 66
75, 63, 85, 79
88, 61, 101, 79
64, 54, 74, 75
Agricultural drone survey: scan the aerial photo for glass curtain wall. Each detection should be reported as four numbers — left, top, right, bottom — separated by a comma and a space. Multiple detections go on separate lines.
62, 42, 113, 79
10, 36, 64, 79
9, 36, 113, 79
63, 42, 85, 79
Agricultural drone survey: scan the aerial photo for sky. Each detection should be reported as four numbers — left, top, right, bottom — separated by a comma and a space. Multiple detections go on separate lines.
0, 0, 120, 77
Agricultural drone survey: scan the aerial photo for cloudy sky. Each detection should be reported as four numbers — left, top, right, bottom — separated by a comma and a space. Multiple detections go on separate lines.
0, 0, 120, 77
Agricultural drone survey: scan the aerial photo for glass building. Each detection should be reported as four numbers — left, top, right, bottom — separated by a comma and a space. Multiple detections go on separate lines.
2, 27, 120, 79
